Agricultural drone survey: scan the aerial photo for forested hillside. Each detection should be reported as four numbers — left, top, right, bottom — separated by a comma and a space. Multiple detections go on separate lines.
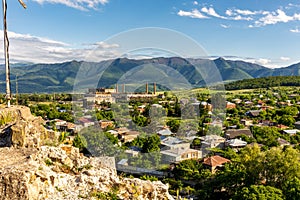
1, 57, 300, 93
225, 76, 300, 90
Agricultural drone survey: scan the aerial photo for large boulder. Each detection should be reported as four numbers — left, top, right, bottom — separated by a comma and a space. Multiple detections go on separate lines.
0, 106, 173, 199
0, 146, 174, 200
0, 106, 58, 148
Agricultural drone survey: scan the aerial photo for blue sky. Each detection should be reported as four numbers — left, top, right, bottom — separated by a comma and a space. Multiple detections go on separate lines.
2, 0, 300, 68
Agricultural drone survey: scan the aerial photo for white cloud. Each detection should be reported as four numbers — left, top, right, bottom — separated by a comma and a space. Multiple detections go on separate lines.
286, 3, 300, 9
280, 57, 290, 61
235, 9, 258, 15
244, 57, 278, 68
255, 9, 294, 26
93, 42, 119, 49
193, 1, 198, 5
220, 24, 230, 28
232, 15, 253, 21
225, 9, 233, 16
293, 13, 300, 20
255, 58, 271, 65
201, 7, 226, 19
32, 0, 108, 11
226, 8, 262, 16
177, 9, 209, 19
290, 27, 300, 33
179, 6, 300, 29
0, 30, 120, 63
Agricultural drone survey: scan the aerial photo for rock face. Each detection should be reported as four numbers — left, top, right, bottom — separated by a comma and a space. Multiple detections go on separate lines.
0, 145, 173, 200
0, 106, 58, 148
0, 106, 173, 200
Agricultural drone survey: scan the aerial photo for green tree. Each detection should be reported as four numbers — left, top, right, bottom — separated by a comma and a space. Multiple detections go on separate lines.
233, 185, 284, 200
73, 134, 87, 151
172, 159, 204, 180
264, 146, 300, 189
80, 126, 121, 157
251, 126, 280, 147
142, 134, 160, 153
167, 119, 180, 133
283, 177, 300, 200
278, 114, 295, 127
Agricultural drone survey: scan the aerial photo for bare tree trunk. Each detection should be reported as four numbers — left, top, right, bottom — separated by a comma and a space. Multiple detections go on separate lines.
2, 0, 11, 107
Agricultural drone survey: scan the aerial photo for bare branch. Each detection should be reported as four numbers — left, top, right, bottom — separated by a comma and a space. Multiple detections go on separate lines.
18, 0, 26, 9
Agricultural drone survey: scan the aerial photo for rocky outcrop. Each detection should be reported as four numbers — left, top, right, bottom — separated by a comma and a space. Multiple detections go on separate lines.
0, 106, 173, 199
0, 106, 58, 148
0, 145, 173, 200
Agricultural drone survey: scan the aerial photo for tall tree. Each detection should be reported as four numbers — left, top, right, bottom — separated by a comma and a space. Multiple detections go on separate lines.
233, 185, 284, 200
2, 0, 26, 107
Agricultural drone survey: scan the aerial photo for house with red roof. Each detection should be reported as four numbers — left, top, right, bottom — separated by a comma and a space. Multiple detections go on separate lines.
203, 155, 230, 173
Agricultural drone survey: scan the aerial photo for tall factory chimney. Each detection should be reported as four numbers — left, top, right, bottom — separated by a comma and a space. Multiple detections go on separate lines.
153, 82, 156, 94
146, 82, 149, 94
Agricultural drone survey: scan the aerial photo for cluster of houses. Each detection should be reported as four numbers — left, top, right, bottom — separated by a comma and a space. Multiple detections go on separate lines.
49, 90, 300, 174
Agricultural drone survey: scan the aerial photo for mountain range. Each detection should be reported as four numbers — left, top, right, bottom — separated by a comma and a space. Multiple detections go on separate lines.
1, 57, 300, 93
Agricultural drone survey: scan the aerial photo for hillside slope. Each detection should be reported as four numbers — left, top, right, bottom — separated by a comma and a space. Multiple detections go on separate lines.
0, 57, 299, 93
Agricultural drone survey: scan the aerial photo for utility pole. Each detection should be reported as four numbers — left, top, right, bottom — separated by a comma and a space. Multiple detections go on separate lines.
2, 0, 26, 107
15, 74, 18, 105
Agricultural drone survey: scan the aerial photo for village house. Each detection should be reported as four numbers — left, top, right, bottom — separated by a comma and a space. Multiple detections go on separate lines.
225, 129, 253, 140
244, 100, 253, 106
277, 138, 291, 146
59, 122, 77, 133
226, 101, 236, 109
53, 119, 67, 130
246, 110, 261, 117
240, 119, 253, 126
157, 127, 173, 138
288, 94, 299, 99
99, 120, 114, 129
226, 138, 247, 150
294, 121, 300, 129
283, 129, 299, 136
277, 124, 289, 129
160, 137, 190, 151
261, 105, 274, 110
200, 134, 225, 149
115, 127, 130, 135
259, 120, 276, 127
202, 155, 230, 173
232, 98, 242, 104
160, 147, 202, 164
118, 130, 140, 143
77, 117, 95, 127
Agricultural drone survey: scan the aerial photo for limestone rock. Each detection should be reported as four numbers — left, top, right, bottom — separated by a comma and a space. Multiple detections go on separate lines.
0, 106, 59, 148
0, 146, 174, 200
0, 106, 173, 199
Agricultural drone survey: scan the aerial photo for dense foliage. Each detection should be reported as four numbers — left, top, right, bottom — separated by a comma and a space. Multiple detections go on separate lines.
225, 76, 300, 90
168, 145, 300, 200
30, 103, 74, 122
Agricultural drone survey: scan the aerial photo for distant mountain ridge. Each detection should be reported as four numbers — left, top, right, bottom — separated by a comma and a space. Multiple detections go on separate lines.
0, 57, 299, 93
